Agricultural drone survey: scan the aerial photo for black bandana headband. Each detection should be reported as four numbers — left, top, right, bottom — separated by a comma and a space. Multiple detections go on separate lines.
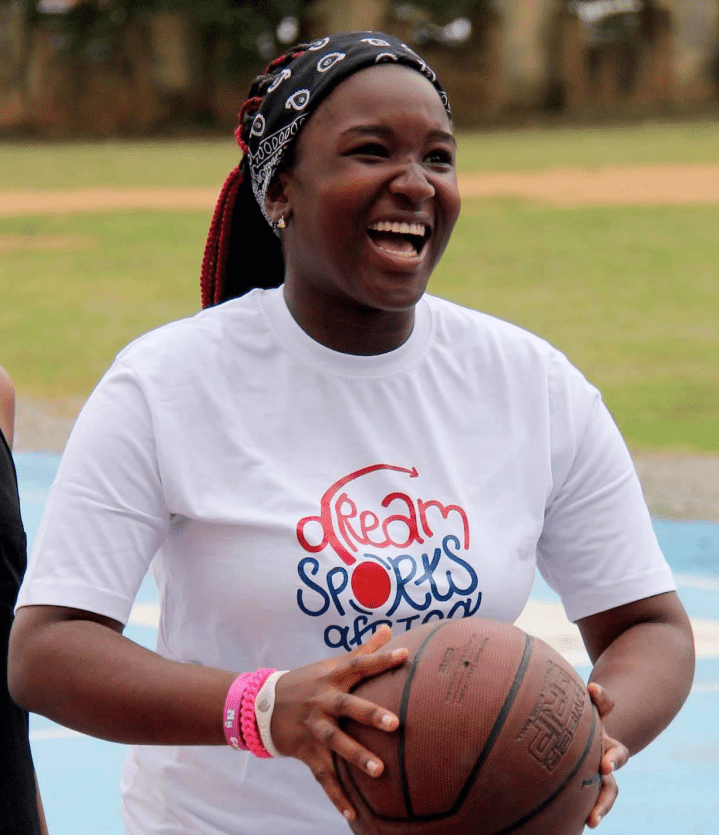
245, 31, 451, 232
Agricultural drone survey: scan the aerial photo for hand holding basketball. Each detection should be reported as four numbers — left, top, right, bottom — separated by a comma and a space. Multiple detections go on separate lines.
271, 626, 409, 821
586, 683, 630, 828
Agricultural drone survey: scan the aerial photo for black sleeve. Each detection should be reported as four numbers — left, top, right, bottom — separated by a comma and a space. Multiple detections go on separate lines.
0, 430, 42, 835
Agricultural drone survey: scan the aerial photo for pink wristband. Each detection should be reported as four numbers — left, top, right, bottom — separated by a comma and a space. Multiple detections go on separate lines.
241, 668, 276, 758
223, 673, 251, 750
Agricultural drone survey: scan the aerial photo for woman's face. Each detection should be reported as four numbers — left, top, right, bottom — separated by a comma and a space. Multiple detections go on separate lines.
270, 63, 461, 349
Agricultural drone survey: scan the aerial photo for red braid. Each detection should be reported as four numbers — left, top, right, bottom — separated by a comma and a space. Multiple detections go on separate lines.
235, 96, 263, 153
200, 166, 243, 309
200, 44, 310, 307
265, 48, 305, 74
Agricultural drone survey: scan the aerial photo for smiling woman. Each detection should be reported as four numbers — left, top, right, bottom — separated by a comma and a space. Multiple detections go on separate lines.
268, 62, 460, 354
9, 30, 694, 835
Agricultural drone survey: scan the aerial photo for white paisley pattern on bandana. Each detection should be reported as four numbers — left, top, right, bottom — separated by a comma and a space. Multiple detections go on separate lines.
317, 52, 346, 72
267, 67, 291, 93
246, 31, 451, 233
285, 89, 310, 111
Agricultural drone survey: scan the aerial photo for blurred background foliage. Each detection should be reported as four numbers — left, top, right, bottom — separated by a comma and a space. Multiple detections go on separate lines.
1, 0, 485, 71
8, 0, 313, 73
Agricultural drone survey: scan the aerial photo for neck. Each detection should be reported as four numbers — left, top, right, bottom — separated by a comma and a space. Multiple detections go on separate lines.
282, 285, 416, 355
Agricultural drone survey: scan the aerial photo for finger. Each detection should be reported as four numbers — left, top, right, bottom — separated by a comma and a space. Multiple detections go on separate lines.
331, 646, 408, 696
601, 738, 629, 773
586, 772, 618, 828
347, 644, 409, 676
308, 753, 358, 823
587, 682, 615, 718
311, 716, 385, 777
350, 624, 393, 657
326, 690, 400, 731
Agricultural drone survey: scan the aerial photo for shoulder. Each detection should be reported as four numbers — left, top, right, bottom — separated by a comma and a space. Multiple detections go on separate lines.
424, 294, 589, 385
115, 290, 266, 377
0, 365, 15, 449
426, 293, 551, 349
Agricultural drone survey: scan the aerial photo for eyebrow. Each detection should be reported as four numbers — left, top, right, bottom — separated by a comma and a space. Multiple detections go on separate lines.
340, 124, 456, 145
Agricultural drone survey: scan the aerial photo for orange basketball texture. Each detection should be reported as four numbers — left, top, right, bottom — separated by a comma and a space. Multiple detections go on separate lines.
336, 618, 603, 835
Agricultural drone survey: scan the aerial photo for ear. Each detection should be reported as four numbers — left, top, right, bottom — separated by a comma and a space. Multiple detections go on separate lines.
264, 170, 293, 227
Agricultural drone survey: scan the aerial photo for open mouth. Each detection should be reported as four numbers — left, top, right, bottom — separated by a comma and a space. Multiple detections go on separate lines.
367, 220, 429, 259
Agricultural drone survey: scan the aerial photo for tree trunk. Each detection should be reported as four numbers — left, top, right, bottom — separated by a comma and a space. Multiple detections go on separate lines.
305, 0, 390, 38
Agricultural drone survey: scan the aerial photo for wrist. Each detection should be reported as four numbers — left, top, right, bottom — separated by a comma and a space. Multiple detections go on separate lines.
223, 668, 280, 757
254, 670, 289, 758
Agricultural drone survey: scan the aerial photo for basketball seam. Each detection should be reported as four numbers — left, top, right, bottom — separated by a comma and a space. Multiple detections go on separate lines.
338, 628, 600, 830
488, 702, 601, 835
367, 631, 536, 824
337, 621, 452, 821
398, 621, 454, 817
448, 633, 535, 815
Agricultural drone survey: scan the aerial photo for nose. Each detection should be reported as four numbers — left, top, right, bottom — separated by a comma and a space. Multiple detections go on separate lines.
388, 162, 435, 204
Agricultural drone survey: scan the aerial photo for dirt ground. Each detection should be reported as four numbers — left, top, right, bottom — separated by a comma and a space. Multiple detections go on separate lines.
3, 162, 719, 218
6, 162, 719, 521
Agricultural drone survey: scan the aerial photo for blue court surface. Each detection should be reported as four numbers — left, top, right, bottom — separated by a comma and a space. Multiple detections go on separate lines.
16, 452, 719, 835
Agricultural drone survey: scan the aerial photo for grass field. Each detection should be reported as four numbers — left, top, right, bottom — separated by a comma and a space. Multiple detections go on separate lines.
3, 119, 719, 188
1, 119, 718, 452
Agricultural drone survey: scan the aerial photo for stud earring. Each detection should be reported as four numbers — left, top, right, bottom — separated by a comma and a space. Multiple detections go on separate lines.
277, 215, 286, 229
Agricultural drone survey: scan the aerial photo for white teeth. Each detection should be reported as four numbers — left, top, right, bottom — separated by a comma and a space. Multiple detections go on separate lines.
368, 220, 426, 237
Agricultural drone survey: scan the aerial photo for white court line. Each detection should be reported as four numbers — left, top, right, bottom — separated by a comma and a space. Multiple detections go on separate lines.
128, 601, 160, 628
19, 487, 52, 504
29, 684, 719, 743
31, 596, 719, 745
514, 600, 719, 665
674, 573, 719, 592
129, 599, 719, 665
691, 682, 719, 694
30, 726, 83, 740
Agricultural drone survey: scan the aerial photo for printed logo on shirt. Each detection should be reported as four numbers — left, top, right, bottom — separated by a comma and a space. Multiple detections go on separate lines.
295, 464, 481, 650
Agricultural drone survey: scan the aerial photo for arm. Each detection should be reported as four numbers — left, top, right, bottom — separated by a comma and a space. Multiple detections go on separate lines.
0, 365, 16, 448
577, 590, 695, 826
35, 776, 49, 835
9, 605, 406, 821
9, 605, 237, 745
0, 366, 48, 832
578, 590, 694, 754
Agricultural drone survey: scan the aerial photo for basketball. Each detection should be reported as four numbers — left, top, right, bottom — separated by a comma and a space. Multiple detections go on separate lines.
336, 618, 603, 835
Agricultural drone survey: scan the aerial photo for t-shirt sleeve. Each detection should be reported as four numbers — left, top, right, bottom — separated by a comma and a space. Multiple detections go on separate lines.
17, 361, 170, 625
536, 358, 676, 623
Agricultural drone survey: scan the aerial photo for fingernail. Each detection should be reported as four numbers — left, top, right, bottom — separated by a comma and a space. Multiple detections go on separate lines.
367, 760, 381, 776
391, 648, 407, 660
381, 714, 395, 728
596, 814, 603, 825
343, 809, 353, 821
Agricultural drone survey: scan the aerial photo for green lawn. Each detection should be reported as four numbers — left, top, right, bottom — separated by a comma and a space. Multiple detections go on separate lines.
432, 199, 719, 452
1, 211, 202, 399
456, 118, 719, 173
2, 117, 719, 189
1, 123, 718, 453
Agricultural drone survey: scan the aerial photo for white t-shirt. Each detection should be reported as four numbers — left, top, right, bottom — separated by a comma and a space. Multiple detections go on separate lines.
18, 287, 675, 835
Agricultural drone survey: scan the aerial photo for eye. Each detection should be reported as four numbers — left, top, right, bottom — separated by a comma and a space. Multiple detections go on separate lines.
425, 148, 454, 166
350, 143, 389, 158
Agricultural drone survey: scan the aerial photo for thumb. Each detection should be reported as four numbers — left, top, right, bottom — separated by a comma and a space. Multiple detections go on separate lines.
587, 682, 615, 720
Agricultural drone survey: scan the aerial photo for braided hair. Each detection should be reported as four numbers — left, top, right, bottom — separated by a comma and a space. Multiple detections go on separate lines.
200, 46, 307, 309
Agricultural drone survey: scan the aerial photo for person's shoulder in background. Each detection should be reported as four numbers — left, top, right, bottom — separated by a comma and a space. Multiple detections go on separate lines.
0, 365, 15, 448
